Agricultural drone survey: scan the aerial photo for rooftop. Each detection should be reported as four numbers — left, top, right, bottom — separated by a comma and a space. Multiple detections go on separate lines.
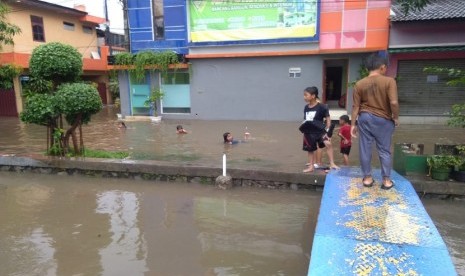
391, 0, 465, 22
7, 0, 105, 25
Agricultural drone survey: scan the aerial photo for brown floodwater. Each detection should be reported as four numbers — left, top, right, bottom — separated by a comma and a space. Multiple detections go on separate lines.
0, 171, 320, 276
423, 198, 465, 275
0, 172, 464, 276
1, 107, 465, 275
1, 106, 464, 172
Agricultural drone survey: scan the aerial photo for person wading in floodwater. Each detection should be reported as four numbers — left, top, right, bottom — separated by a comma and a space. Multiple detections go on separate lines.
350, 54, 399, 190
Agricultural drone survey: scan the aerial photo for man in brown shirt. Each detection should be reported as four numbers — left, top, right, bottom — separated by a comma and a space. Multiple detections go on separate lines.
350, 54, 399, 190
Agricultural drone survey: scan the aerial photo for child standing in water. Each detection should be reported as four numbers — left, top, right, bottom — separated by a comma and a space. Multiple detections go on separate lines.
337, 115, 352, 166
300, 87, 339, 172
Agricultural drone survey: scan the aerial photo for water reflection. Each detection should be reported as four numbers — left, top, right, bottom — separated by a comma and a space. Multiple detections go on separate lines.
2, 171, 463, 275
195, 197, 312, 275
0, 172, 319, 275
97, 191, 148, 275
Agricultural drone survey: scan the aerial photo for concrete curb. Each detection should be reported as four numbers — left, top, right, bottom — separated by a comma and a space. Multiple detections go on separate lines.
408, 174, 465, 198
0, 155, 464, 196
0, 155, 326, 190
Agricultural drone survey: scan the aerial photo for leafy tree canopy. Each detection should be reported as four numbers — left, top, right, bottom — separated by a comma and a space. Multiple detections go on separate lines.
394, 0, 434, 15
29, 42, 83, 84
0, 64, 21, 89
21, 42, 101, 156
55, 83, 103, 125
20, 94, 59, 126
0, 2, 21, 48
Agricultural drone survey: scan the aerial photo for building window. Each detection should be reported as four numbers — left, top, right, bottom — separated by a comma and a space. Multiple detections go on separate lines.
161, 72, 190, 114
152, 0, 164, 39
63, 21, 75, 31
30, 15, 45, 42
82, 25, 93, 34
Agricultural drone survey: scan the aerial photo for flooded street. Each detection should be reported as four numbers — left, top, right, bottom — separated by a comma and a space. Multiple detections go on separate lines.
0, 171, 320, 276
0, 172, 464, 275
1, 108, 465, 275
423, 198, 465, 275
1, 107, 464, 172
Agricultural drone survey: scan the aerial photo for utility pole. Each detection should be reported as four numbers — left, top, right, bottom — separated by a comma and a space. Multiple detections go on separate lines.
122, 0, 130, 52
104, 0, 112, 55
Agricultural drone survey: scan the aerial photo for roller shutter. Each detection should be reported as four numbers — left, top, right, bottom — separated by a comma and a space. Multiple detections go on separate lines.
396, 59, 465, 116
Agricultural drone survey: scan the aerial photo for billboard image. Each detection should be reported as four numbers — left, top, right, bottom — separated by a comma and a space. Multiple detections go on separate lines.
189, 0, 319, 43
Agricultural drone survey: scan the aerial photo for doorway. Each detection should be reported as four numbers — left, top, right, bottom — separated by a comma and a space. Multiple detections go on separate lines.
0, 88, 18, 116
130, 73, 151, 115
323, 59, 348, 109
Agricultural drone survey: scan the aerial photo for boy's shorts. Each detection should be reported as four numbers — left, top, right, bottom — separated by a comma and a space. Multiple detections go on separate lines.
340, 146, 351, 155
303, 132, 326, 152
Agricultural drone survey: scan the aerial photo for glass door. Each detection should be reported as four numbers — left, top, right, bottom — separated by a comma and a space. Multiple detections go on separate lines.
130, 73, 151, 115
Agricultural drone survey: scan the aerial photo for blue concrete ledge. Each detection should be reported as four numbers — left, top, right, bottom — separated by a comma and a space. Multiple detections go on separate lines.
308, 168, 457, 276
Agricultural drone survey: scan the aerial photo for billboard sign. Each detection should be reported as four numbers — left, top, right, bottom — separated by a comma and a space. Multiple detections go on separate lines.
189, 0, 319, 43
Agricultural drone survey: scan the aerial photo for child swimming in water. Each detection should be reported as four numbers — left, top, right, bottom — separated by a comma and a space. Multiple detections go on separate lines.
176, 125, 188, 134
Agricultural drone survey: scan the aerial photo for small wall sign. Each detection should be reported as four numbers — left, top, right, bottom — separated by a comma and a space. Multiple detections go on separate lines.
289, 67, 301, 78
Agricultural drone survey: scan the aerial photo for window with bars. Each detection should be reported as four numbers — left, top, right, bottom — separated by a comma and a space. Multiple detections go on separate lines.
30, 15, 45, 42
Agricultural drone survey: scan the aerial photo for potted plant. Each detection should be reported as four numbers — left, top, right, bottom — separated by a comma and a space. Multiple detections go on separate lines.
451, 145, 465, 182
144, 88, 164, 121
426, 155, 457, 181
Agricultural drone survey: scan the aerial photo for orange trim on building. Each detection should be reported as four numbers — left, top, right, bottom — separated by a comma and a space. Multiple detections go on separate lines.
108, 64, 189, 70
0, 53, 30, 68
83, 46, 109, 71
186, 47, 385, 59
1, 46, 110, 72
80, 15, 106, 25
320, 12, 343, 33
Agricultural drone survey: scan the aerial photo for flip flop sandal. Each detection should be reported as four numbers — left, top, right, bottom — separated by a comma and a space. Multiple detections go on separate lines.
381, 180, 395, 190
362, 177, 374, 187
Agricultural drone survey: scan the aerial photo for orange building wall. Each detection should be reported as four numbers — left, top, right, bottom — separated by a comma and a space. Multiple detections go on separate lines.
1, 2, 108, 72
0, 3, 110, 114
5, 3, 98, 58
319, 0, 391, 50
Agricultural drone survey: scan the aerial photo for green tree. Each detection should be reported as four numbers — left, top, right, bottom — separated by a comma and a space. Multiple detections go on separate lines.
0, 2, 22, 88
0, 64, 21, 89
20, 43, 102, 156
29, 42, 82, 85
55, 83, 102, 153
0, 2, 21, 49
394, 0, 434, 14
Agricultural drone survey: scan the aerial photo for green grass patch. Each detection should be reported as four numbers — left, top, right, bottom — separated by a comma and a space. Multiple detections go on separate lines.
81, 148, 129, 159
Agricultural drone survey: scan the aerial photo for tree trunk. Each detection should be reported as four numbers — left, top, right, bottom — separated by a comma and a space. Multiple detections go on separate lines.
48, 118, 62, 156
63, 113, 82, 155
46, 125, 50, 153
79, 123, 84, 155
71, 130, 78, 154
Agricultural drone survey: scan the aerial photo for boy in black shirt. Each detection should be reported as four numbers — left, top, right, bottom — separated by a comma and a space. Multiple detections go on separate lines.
300, 87, 339, 172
